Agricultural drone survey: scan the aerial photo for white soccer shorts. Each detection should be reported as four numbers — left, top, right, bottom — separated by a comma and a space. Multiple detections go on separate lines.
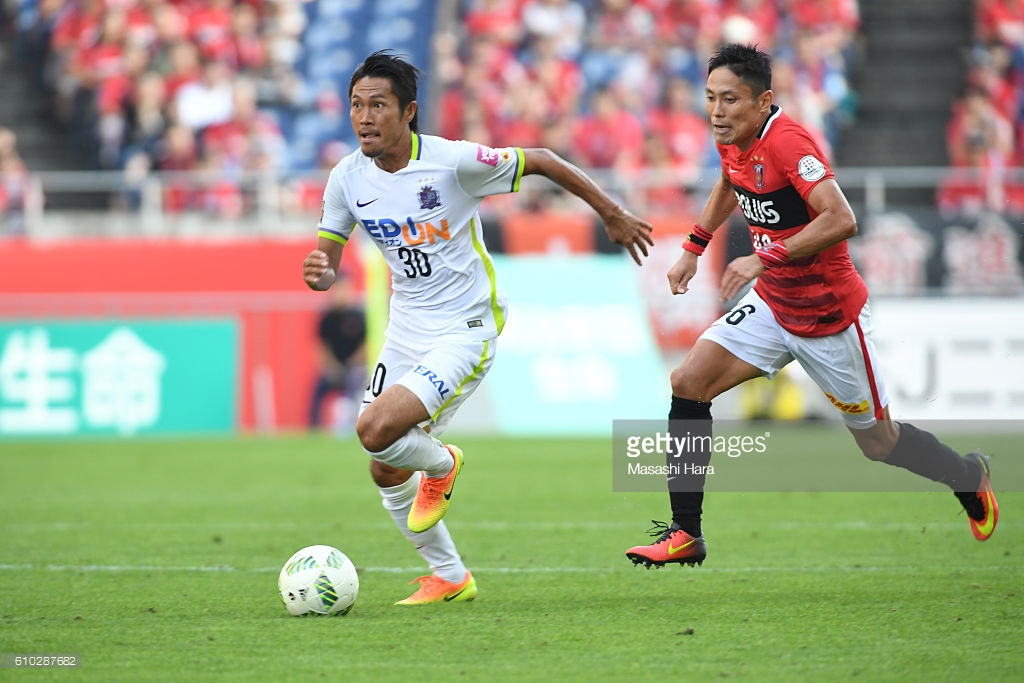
360, 334, 497, 435
700, 288, 889, 428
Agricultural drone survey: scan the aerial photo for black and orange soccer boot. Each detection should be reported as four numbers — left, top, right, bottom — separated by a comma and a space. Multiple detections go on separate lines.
626, 520, 707, 568
956, 452, 999, 541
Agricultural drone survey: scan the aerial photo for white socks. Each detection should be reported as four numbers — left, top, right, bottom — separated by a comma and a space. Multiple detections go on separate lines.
366, 427, 454, 478
378, 471, 467, 583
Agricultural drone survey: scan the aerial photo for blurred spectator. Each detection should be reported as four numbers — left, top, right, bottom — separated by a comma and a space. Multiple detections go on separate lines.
187, 0, 235, 62
202, 77, 286, 173
521, 0, 587, 58
147, 3, 190, 75
158, 123, 199, 212
646, 76, 710, 178
0, 127, 31, 236
938, 87, 1016, 215
463, 0, 524, 46
309, 270, 366, 434
280, 140, 350, 215
635, 132, 697, 216
64, 7, 130, 163
976, 0, 1024, 50
162, 40, 202, 103
580, 0, 655, 88
173, 57, 234, 131
788, 0, 861, 60
721, 0, 780, 50
121, 70, 171, 170
96, 43, 153, 168
571, 86, 644, 170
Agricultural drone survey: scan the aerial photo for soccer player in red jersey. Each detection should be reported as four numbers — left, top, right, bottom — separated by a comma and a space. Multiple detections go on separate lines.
625, 44, 998, 568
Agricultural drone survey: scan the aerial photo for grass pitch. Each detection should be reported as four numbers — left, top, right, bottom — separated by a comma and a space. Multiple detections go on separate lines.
1, 431, 1021, 682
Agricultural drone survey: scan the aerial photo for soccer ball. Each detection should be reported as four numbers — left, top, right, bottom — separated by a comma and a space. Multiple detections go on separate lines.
278, 545, 359, 616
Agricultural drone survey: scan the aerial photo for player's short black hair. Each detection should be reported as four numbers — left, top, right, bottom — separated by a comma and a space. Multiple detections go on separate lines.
708, 43, 772, 96
349, 50, 422, 132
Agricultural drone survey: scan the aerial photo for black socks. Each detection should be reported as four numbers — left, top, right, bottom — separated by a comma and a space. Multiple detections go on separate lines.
884, 422, 981, 492
668, 396, 712, 538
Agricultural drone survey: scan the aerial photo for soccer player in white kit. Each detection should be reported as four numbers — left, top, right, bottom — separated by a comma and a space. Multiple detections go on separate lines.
302, 51, 654, 604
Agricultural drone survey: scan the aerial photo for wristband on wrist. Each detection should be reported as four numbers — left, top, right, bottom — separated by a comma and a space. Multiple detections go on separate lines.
682, 225, 714, 256
756, 241, 789, 269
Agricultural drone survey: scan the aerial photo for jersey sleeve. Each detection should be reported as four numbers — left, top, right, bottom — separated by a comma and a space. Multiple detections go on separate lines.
453, 140, 526, 198
777, 125, 835, 200
317, 164, 356, 245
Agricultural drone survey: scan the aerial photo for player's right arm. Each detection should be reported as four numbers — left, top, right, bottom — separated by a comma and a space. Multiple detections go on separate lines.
305, 163, 356, 291
668, 170, 738, 295
303, 238, 344, 291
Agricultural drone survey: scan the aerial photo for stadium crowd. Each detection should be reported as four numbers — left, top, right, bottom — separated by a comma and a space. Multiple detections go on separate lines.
5, 0, 862, 220
438, 0, 861, 215
11, 0, 308, 217
939, 0, 1024, 215
9, 0, 1024, 221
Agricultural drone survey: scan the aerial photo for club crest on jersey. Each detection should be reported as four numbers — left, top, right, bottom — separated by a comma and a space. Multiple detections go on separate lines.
418, 185, 441, 210
754, 164, 765, 190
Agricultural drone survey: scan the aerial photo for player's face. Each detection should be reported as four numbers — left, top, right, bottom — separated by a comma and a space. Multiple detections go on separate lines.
705, 67, 773, 151
349, 77, 417, 170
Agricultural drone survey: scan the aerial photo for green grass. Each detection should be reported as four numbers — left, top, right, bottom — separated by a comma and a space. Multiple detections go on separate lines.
1, 430, 1021, 682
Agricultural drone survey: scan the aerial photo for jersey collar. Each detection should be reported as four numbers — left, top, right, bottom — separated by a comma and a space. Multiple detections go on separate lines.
410, 132, 421, 160
757, 105, 782, 140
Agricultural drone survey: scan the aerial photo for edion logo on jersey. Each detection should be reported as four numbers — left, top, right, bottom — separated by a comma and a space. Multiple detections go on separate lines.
361, 217, 452, 246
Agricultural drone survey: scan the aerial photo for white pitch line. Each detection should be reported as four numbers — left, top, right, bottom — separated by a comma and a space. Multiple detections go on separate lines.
2, 520, 1018, 532
0, 563, 1014, 575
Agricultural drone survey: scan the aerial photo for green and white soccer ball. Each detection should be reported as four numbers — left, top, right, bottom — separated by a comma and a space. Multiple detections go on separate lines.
278, 545, 359, 616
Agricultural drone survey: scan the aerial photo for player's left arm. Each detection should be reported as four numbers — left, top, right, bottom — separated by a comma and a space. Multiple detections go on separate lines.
719, 179, 857, 301
778, 178, 858, 260
521, 148, 654, 265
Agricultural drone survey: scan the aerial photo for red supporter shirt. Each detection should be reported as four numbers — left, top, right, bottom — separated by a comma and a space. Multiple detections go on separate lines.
717, 106, 867, 337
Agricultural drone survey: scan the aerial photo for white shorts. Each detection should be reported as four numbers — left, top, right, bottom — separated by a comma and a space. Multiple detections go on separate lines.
360, 334, 497, 436
700, 288, 889, 428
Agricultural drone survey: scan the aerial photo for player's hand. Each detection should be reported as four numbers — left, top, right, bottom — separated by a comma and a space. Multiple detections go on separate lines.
719, 254, 764, 302
667, 251, 699, 294
303, 249, 335, 290
604, 209, 654, 266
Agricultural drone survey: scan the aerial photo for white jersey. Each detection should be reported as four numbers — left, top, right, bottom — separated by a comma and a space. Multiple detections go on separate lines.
318, 133, 524, 341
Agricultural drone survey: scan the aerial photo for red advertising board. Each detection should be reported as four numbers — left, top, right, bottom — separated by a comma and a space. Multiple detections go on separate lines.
0, 238, 364, 432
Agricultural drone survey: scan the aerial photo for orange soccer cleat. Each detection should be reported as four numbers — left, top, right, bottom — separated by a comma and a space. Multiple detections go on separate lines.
957, 452, 999, 541
395, 572, 477, 605
407, 445, 464, 533
626, 521, 707, 568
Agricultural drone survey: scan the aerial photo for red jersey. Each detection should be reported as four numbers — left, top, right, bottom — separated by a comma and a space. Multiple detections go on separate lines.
717, 106, 867, 337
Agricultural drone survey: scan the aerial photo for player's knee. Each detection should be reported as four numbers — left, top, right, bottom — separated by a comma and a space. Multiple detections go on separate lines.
852, 420, 900, 462
355, 412, 393, 453
670, 365, 705, 400
857, 432, 898, 461
859, 442, 891, 461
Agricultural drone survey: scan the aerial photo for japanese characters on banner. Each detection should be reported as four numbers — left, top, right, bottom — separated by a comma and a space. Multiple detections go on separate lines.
0, 322, 236, 436
0, 238, 350, 436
